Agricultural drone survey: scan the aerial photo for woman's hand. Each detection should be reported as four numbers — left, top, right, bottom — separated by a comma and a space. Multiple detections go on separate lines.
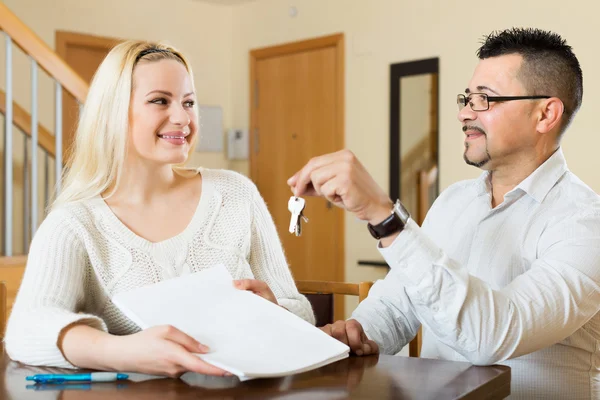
111, 325, 229, 378
60, 324, 229, 378
233, 279, 278, 305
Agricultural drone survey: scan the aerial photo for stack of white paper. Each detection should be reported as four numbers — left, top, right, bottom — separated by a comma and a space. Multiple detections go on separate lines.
112, 265, 349, 379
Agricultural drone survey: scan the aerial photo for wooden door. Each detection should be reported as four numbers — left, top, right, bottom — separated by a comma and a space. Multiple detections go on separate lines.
250, 34, 345, 319
56, 32, 121, 159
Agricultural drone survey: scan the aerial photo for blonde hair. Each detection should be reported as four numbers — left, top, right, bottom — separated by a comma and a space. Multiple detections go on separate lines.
52, 40, 197, 209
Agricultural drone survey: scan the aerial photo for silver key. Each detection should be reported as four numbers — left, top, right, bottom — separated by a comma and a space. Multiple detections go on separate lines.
288, 196, 308, 236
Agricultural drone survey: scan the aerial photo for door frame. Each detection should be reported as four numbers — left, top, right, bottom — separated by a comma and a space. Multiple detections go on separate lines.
55, 31, 121, 159
249, 33, 346, 304
56, 31, 121, 58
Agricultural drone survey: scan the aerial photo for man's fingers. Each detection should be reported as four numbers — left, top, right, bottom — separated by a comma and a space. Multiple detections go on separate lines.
308, 163, 341, 196
290, 152, 345, 197
358, 329, 379, 355
329, 321, 349, 345
288, 175, 317, 197
160, 325, 209, 353
346, 322, 366, 355
320, 324, 333, 335
318, 177, 345, 206
363, 339, 379, 355
287, 173, 298, 188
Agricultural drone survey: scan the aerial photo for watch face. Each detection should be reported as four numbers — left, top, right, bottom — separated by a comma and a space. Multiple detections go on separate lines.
393, 200, 410, 224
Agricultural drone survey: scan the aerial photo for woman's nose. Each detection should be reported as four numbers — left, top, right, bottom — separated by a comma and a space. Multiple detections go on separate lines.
170, 104, 191, 126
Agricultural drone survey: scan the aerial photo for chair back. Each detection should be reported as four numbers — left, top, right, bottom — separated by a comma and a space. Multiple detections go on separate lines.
0, 256, 26, 323
296, 281, 373, 326
0, 281, 6, 340
408, 164, 439, 357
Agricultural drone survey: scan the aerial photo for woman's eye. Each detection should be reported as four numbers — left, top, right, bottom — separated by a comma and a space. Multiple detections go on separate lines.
184, 100, 195, 108
150, 98, 168, 105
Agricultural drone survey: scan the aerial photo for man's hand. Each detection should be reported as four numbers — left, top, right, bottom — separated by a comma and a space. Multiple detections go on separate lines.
287, 150, 393, 225
234, 279, 278, 305
320, 319, 379, 356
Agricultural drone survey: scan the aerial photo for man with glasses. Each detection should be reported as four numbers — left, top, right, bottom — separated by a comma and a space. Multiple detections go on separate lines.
289, 28, 599, 399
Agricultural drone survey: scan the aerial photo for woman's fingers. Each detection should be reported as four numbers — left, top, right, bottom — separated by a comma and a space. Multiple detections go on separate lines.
159, 325, 209, 353
233, 279, 278, 305
174, 348, 230, 376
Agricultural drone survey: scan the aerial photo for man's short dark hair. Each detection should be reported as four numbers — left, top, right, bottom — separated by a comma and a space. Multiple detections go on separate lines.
477, 28, 583, 135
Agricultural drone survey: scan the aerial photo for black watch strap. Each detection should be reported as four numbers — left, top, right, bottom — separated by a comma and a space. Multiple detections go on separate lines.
367, 200, 410, 239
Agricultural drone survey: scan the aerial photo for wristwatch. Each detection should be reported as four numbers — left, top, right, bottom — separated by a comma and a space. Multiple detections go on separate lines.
367, 199, 410, 239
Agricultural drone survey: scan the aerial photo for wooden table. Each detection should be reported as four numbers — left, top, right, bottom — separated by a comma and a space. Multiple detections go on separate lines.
0, 348, 510, 399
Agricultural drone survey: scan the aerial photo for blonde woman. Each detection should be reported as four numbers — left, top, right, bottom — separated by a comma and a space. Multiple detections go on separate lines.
5, 41, 315, 377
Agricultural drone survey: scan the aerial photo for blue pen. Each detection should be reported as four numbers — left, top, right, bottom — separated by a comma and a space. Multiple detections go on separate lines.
27, 383, 93, 391
26, 372, 129, 384
26, 383, 128, 391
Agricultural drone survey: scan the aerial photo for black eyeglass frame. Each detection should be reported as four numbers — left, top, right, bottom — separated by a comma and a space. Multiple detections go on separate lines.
457, 93, 551, 111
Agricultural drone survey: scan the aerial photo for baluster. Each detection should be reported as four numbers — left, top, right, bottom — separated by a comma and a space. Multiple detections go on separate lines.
23, 133, 29, 252
4, 33, 13, 256
54, 82, 62, 193
31, 58, 38, 237
44, 152, 49, 211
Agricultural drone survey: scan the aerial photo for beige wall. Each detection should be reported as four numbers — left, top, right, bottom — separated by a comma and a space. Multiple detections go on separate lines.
4, 0, 600, 319
0, 0, 240, 252
3, 0, 236, 171
229, 0, 600, 316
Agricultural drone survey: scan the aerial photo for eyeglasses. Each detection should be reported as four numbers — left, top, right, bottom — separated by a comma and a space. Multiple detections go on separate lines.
457, 93, 551, 111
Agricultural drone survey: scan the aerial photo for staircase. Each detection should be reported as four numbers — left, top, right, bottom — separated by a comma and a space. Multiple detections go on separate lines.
0, 3, 89, 317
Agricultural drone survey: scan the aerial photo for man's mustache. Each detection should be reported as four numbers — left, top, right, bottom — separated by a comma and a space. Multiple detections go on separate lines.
462, 126, 486, 136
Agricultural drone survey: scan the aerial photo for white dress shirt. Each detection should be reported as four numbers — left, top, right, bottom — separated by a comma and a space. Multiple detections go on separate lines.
352, 149, 600, 399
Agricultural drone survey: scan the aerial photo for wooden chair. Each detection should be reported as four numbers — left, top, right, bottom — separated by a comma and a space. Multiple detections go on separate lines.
0, 256, 27, 333
408, 164, 439, 358
0, 281, 6, 341
295, 281, 373, 327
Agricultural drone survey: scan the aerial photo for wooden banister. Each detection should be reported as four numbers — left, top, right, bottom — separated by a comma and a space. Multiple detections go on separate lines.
0, 2, 88, 103
0, 90, 56, 157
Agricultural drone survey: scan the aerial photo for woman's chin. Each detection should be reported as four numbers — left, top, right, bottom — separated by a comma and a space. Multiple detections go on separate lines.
158, 153, 189, 166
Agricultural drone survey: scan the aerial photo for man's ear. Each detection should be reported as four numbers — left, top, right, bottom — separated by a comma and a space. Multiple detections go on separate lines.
536, 97, 564, 134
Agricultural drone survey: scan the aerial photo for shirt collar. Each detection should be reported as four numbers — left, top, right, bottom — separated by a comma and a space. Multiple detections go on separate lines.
514, 148, 568, 203
473, 148, 568, 203
474, 170, 492, 197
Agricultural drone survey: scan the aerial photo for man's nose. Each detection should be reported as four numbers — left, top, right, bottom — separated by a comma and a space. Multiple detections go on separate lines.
457, 103, 477, 123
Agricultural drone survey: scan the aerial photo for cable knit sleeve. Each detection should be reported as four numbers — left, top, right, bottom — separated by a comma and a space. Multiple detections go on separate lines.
4, 208, 108, 368
247, 186, 316, 325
